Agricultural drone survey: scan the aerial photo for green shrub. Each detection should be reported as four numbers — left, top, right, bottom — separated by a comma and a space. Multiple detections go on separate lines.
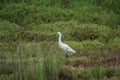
22, 21, 120, 42
0, 1, 119, 26
70, 23, 119, 43
0, 3, 39, 25
109, 37, 120, 44
0, 21, 22, 42
73, 6, 119, 27
66, 40, 104, 50
101, 0, 120, 14
0, 20, 119, 43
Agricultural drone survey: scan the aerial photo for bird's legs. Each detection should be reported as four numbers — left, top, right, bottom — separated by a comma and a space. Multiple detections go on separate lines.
65, 53, 68, 58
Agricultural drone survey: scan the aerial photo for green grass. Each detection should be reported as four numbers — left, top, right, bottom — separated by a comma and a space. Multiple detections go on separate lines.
0, 41, 120, 80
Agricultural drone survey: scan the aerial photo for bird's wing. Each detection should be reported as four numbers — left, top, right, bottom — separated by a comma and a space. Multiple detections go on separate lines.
62, 43, 76, 53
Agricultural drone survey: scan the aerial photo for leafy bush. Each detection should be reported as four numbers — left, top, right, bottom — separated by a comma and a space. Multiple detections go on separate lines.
66, 40, 104, 50
70, 23, 119, 43
101, 0, 120, 14
0, 3, 39, 25
0, 21, 21, 42
0, 20, 119, 43
0, 3, 74, 25
22, 21, 120, 42
0, 0, 119, 27
73, 6, 119, 27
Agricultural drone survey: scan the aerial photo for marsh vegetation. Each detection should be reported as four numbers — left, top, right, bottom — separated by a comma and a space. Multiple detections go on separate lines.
0, 0, 120, 80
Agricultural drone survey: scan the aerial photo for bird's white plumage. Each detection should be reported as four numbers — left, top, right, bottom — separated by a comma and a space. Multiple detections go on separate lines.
57, 32, 76, 53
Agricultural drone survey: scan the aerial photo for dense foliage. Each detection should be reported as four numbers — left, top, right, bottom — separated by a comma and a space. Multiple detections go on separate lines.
0, 0, 120, 80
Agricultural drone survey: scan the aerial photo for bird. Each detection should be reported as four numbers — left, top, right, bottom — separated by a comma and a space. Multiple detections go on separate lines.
57, 32, 76, 57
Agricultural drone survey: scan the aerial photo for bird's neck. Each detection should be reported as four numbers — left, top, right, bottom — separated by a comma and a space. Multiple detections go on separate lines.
58, 34, 62, 43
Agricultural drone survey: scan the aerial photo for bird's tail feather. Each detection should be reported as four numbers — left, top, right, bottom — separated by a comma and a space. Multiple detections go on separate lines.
71, 49, 76, 53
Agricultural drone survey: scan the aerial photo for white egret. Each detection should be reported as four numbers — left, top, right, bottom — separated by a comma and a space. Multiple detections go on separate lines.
57, 32, 76, 57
